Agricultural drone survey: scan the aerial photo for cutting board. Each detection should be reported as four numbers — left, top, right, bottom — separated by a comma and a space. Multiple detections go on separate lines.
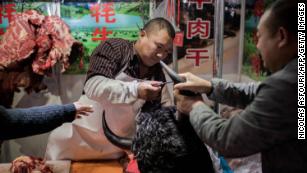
0, 160, 71, 173
70, 160, 123, 173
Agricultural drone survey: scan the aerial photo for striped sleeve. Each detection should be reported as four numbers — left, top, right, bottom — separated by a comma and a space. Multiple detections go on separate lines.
86, 39, 131, 80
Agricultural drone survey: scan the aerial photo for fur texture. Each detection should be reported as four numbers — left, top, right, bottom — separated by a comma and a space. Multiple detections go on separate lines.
131, 106, 215, 173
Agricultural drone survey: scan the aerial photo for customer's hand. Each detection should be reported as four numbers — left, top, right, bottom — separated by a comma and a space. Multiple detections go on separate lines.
174, 89, 204, 115
137, 81, 163, 101
174, 72, 212, 94
73, 102, 93, 119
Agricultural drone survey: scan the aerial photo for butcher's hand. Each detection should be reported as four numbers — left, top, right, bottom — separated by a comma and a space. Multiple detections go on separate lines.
174, 72, 212, 94
174, 89, 203, 115
73, 101, 93, 119
137, 81, 163, 101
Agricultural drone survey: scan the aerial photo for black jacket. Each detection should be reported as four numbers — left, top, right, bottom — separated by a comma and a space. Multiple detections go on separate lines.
0, 104, 76, 140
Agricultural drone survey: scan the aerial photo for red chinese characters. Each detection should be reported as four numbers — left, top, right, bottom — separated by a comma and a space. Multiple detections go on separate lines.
90, 3, 116, 23
184, 1, 212, 66
0, 4, 16, 36
185, 48, 209, 66
186, 18, 210, 39
0, 4, 16, 24
92, 27, 113, 41
90, 3, 116, 41
187, 0, 212, 10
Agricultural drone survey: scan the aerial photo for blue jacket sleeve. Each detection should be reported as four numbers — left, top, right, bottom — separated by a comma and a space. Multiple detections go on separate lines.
0, 104, 76, 140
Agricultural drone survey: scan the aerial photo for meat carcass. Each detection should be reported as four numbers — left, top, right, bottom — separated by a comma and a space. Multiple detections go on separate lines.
32, 15, 83, 75
0, 10, 42, 68
0, 10, 82, 74
0, 10, 83, 107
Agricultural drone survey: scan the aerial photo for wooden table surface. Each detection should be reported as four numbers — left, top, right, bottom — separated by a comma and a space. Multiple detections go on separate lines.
70, 160, 123, 173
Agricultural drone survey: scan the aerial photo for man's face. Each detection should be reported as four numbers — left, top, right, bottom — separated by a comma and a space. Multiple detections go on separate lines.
138, 29, 173, 67
256, 11, 280, 72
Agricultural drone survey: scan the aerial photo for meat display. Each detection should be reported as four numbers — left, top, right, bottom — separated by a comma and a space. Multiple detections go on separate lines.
32, 13, 82, 75
0, 10, 82, 75
10, 156, 53, 173
0, 10, 41, 68
0, 10, 83, 107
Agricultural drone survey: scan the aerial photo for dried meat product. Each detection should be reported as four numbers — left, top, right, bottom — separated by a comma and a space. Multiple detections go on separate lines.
0, 10, 42, 67
0, 10, 83, 75
0, 10, 82, 107
10, 156, 53, 173
32, 15, 82, 75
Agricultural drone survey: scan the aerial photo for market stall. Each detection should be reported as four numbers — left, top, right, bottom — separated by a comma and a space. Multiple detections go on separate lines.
1, 0, 295, 172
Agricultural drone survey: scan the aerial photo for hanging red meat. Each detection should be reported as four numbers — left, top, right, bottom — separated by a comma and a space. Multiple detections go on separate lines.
0, 10, 83, 107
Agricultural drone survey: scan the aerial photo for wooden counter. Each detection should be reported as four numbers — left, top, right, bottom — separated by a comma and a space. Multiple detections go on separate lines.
70, 160, 123, 173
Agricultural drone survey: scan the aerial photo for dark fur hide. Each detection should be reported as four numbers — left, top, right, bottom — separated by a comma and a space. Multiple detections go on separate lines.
131, 106, 215, 173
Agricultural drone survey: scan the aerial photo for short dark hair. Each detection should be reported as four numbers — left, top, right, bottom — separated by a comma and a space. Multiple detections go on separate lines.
265, 0, 302, 38
143, 17, 176, 39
